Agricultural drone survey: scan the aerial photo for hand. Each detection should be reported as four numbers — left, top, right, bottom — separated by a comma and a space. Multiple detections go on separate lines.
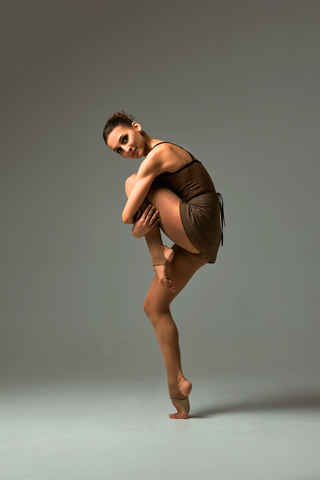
131, 205, 161, 238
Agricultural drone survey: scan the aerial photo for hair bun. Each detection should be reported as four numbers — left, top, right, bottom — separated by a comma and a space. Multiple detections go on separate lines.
102, 110, 136, 143
114, 110, 135, 122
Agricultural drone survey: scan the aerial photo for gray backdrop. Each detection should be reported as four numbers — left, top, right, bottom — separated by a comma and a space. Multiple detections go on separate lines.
1, 0, 319, 384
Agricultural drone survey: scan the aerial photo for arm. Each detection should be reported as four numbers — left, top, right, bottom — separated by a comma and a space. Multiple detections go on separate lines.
122, 154, 163, 224
131, 205, 160, 238
123, 207, 142, 225
122, 175, 154, 223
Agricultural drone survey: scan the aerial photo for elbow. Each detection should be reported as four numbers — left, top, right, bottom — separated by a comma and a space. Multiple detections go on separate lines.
122, 212, 131, 224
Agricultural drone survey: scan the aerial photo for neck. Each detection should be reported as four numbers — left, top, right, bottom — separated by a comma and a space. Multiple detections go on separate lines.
143, 135, 163, 157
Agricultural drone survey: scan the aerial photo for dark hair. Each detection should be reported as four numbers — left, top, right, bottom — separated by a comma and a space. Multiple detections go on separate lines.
102, 110, 135, 144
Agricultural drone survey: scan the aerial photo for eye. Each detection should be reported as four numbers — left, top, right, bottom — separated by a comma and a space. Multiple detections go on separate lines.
116, 134, 128, 154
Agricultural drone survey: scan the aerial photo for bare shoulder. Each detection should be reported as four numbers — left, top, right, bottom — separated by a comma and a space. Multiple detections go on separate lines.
138, 143, 191, 178
136, 143, 173, 178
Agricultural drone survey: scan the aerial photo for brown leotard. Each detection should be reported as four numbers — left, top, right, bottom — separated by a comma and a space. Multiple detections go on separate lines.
152, 142, 225, 263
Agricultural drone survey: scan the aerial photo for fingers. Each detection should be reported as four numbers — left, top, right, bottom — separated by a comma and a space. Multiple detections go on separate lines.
143, 205, 160, 224
142, 204, 152, 219
149, 217, 160, 230
148, 205, 159, 222
162, 276, 176, 292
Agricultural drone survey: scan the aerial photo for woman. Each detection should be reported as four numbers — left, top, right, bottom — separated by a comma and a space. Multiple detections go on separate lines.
103, 111, 225, 419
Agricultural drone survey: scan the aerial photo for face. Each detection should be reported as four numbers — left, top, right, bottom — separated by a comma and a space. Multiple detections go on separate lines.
107, 122, 145, 158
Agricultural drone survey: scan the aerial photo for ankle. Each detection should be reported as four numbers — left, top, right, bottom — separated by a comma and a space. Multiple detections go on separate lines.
177, 371, 185, 384
149, 243, 168, 267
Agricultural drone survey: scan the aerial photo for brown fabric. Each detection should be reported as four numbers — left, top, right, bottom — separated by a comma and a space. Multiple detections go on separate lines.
153, 145, 223, 263
180, 192, 221, 264
155, 158, 216, 202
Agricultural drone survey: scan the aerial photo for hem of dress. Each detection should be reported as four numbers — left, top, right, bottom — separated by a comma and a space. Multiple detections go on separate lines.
179, 199, 214, 264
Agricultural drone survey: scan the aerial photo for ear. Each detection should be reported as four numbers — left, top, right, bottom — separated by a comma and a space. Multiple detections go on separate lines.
132, 122, 142, 132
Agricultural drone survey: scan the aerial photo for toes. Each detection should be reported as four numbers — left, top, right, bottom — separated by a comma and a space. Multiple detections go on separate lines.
160, 278, 175, 292
167, 284, 176, 292
164, 277, 175, 290
169, 413, 188, 419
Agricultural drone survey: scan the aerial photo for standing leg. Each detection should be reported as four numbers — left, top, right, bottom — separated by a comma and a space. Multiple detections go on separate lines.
125, 174, 211, 418
143, 244, 209, 419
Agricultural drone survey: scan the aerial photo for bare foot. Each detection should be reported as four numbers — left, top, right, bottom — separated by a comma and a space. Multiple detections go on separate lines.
153, 245, 175, 292
169, 376, 192, 419
169, 397, 190, 419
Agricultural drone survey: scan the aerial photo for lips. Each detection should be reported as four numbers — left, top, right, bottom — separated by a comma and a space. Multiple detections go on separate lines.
132, 148, 137, 157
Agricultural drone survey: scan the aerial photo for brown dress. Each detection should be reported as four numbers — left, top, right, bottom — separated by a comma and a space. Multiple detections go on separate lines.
152, 142, 225, 264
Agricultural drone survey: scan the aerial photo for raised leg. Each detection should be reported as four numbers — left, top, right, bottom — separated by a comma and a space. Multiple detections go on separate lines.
125, 174, 204, 291
125, 174, 211, 419
143, 244, 209, 419
125, 174, 176, 291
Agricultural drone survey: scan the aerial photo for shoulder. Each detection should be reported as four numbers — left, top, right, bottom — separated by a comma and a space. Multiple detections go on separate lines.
138, 143, 178, 178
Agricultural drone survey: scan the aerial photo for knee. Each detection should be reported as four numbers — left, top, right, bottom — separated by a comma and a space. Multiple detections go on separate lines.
143, 298, 154, 319
143, 298, 169, 322
125, 173, 137, 197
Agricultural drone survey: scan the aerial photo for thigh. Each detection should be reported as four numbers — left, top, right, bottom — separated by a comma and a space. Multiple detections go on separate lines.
146, 183, 200, 254
144, 244, 209, 314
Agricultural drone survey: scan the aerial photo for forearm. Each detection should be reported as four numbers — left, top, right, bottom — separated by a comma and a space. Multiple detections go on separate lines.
122, 175, 154, 223
123, 213, 138, 224
129, 206, 167, 267
124, 215, 136, 225
123, 208, 142, 226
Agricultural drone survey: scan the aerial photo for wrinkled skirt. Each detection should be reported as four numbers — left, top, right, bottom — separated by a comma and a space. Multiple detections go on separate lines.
179, 192, 225, 264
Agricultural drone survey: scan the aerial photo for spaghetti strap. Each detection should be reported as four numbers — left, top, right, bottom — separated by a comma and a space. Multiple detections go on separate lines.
152, 141, 226, 251
217, 193, 226, 246
151, 141, 195, 161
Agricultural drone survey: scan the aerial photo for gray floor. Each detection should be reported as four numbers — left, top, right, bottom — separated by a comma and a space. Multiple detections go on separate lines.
1, 373, 320, 480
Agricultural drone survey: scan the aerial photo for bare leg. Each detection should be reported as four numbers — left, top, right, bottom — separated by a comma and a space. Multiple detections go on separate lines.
125, 174, 211, 418
125, 175, 175, 292
144, 244, 209, 419
125, 174, 202, 292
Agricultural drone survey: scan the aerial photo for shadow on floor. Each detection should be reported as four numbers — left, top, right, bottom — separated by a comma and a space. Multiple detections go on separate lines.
189, 390, 320, 418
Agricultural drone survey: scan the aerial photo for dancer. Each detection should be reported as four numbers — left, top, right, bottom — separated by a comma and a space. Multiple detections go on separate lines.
103, 111, 225, 419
